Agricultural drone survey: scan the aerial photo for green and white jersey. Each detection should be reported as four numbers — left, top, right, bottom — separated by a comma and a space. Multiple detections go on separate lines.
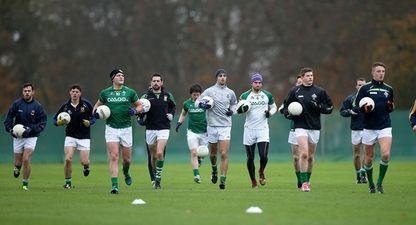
183, 98, 207, 134
99, 85, 139, 128
240, 89, 275, 129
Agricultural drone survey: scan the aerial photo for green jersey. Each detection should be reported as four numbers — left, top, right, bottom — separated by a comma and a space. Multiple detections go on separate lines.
99, 85, 139, 128
183, 98, 207, 133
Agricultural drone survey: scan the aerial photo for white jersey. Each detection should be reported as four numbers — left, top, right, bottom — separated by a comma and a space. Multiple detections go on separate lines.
240, 89, 276, 129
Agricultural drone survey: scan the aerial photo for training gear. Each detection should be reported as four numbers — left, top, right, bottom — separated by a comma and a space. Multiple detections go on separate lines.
83, 167, 90, 176
219, 182, 225, 190
386, 100, 394, 112
63, 184, 72, 189
211, 171, 218, 184
196, 145, 209, 158
12, 124, 25, 138
110, 68, 123, 80
194, 175, 201, 184
110, 187, 119, 194
215, 68, 226, 77
175, 122, 182, 132
377, 185, 384, 194
13, 167, 20, 178
265, 110, 270, 118
128, 108, 139, 116
359, 97, 375, 113
57, 112, 71, 125
96, 105, 111, 119
301, 182, 310, 192
288, 102, 303, 116
251, 73, 263, 83
154, 181, 161, 189
166, 113, 173, 121
225, 108, 233, 116
197, 96, 214, 110
236, 100, 251, 114
259, 173, 266, 186
369, 185, 376, 193
124, 174, 132, 186
139, 98, 151, 113
22, 185, 29, 191
22, 126, 32, 138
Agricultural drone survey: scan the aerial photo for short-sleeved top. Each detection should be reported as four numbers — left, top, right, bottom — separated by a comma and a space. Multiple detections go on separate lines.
99, 85, 139, 128
240, 89, 275, 129
183, 98, 207, 133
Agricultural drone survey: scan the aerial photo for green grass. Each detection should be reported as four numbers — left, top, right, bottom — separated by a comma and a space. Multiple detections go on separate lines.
0, 161, 415, 225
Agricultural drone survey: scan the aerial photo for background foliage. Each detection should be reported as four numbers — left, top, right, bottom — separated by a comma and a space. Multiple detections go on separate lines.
1, 0, 415, 113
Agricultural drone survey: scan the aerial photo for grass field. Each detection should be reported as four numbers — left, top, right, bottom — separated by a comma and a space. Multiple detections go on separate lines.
0, 161, 415, 225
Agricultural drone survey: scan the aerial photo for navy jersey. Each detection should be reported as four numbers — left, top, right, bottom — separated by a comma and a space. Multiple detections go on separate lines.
141, 88, 176, 130
3, 98, 47, 137
353, 79, 394, 130
53, 97, 94, 139
340, 92, 364, 130
283, 84, 333, 130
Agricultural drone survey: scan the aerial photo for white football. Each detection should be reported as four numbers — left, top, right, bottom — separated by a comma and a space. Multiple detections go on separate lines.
196, 145, 209, 158
359, 97, 375, 111
139, 99, 151, 113
288, 101, 303, 116
96, 105, 111, 119
236, 99, 251, 114
12, 124, 25, 138
58, 112, 71, 124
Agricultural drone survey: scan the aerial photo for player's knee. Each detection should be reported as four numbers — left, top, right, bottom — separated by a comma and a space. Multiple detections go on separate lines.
381, 154, 390, 162
300, 153, 308, 160
65, 157, 72, 164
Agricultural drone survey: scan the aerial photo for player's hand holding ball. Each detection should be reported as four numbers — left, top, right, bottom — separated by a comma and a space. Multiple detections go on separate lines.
359, 97, 375, 113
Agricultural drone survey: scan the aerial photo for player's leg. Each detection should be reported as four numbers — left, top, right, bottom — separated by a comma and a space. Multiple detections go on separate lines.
187, 132, 201, 183
105, 126, 121, 193
257, 142, 269, 186
376, 134, 392, 193
120, 127, 133, 186
245, 144, 257, 187
353, 143, 363, 183
145, 143, 154, 183
207, 126, 219, 184
21, 148, 33, 190
296, 129, 309, 192
306, 142, 317, 183
13, 138, 24, 178
291, 144, 301, 188
154, 137, 168, 189
362, 129, 377, 193
78, 139, 91, 177
64, 146, 75, 188
218, 139, 230, 189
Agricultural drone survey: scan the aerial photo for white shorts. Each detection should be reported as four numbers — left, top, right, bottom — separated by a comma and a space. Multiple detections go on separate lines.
288, 130, 298, 145
351, 130, 363, 145
243, 128, 269, 146
187, 130, 208, 150
294, 128, 320, 144
13, 137, 38, 153
146, 129, 170, 145
65, 136, 90, 151
207, 126, 231, 143
105, 125, 133, 147
362, 128, 392, 145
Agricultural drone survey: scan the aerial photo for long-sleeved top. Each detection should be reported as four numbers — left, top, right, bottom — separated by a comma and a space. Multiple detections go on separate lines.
53, 97, 94, 139
340, 92, 364, 130
353, 79, 394, 130
200, 83, 237, 127
4, 98, 47, 137
283, 84, 333, 130
141, 87, 176, 130
409, 100, 416, 128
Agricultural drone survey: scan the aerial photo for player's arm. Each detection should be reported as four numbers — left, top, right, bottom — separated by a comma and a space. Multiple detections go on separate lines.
409, 100, 416, 130
167, 92, 176, 117
318, 90, 333, 114
26, 105, 47, 135
53, 103, 66, 126
340, 96, 353, 117
3, 102, 17, 132
93, 100, 103, 112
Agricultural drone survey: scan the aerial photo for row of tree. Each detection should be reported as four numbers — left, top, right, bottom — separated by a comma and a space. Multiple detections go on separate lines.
1, 0, 415, 113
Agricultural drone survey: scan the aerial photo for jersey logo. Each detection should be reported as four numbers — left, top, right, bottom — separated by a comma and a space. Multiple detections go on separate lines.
31, 110, 35, 116
107, 97, 129, 102
297, 95, 304, 98
164, 95, 168, 102
80, 107, 85, 113
384, 91, 389, 98
311, 93, 317, 100
369, 92, 377, 95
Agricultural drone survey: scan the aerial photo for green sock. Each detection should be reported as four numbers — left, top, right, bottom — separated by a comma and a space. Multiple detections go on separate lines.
300, 172, 308, 183
364, 164, 374, 187
360, 168, 366, 177
306, 172, 312, 182
155, 160, 164, 182
122, 163, 130, 176
295, 171, 301, 184
220, 175, 226, 183
193, 169, 200, 177
65, 177, 72, 185
212, 165, 217, 173
377, 160, 389, 186
23, 179, 29, 187
15, 165, 22, 171
111, 177, 118, 189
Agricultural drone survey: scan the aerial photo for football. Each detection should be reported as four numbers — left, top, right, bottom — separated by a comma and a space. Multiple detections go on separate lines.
139, 99, 151, 113
288, 102, 303, 116
96, 105, 111, 119
12, 124, 25, 138
195, 96, 214, 109
359, 97, 375, 112
57, 112, 71, 124
236, 99, 251, 114
196, 145, 209, 158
